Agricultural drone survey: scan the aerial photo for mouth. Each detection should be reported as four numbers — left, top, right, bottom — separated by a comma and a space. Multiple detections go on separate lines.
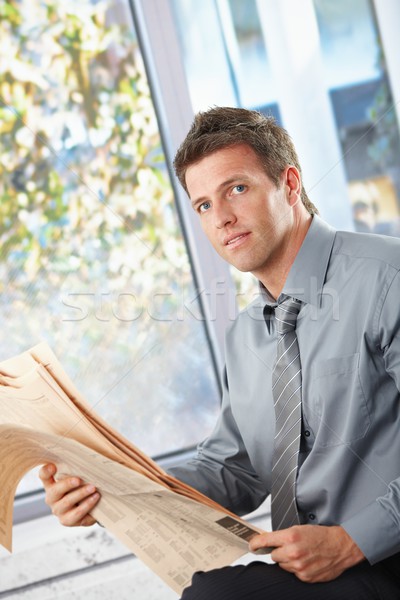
224, 232, 250, 248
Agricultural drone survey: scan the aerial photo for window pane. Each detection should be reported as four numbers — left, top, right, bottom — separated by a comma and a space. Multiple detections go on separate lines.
0, 0, 220, 494
314, 0, 400, 236
227, 0, 275, 110
171, 0, 280, 120
171, 0, 237, 110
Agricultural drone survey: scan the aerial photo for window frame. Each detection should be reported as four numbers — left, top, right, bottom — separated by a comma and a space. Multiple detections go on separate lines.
130, 0, 237, 378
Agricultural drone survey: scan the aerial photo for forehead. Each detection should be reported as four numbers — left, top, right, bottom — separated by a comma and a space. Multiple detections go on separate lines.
185, 143, 265, 195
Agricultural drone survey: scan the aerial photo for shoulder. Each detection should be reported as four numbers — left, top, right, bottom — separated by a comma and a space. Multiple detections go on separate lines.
333, 230, 400, 271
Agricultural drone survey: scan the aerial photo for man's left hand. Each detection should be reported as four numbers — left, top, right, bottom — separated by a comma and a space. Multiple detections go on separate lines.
249, 525, 365, 583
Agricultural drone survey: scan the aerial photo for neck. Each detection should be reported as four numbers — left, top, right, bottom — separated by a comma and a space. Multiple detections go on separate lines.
255, 213, 312, 300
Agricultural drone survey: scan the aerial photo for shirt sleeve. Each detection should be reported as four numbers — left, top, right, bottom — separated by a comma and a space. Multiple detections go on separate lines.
168, 366, 268, 516
341, 269, 400, 564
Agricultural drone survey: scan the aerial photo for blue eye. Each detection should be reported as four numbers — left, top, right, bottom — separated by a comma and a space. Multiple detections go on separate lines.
199, 201, 211, 213
234, 184, 245, 193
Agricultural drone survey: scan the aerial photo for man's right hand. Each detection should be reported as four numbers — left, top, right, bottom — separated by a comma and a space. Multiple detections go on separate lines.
39, 463, 100, 527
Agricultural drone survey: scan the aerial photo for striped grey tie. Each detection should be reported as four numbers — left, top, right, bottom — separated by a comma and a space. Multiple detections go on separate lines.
271, 297, 302, 530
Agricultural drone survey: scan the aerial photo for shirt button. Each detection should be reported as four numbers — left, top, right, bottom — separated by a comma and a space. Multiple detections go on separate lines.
308, 513, 316, 521
304, 430, 311, 437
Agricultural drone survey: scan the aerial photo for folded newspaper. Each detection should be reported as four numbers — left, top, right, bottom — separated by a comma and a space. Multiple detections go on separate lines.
0, 343, 263, 595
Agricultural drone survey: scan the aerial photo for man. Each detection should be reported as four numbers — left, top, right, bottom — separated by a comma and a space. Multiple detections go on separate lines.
40, 107, 400, 599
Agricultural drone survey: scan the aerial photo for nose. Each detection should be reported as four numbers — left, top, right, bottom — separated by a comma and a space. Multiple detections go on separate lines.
214, 202, 237, 229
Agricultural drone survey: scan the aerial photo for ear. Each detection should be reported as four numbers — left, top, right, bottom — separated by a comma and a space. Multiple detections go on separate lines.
284, 166, 302, 206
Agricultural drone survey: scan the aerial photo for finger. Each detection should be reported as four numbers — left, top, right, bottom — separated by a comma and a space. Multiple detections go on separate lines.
276, 559, 298, 575
249, 532, 277, 552
51, 483, 97, 517
81, 515, 98, 527
56, 491, 100, 527
38, 463, 57, 486
270, 545, 291, 564
45, 477, 83, 506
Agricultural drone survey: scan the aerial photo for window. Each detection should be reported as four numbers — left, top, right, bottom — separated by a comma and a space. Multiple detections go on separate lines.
314, 0, 400, 236
171, 0, 400, 243
0, 0, 220, 496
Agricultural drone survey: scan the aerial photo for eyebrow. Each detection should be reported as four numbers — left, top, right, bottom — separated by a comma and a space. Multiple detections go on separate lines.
190, 176, 247, 208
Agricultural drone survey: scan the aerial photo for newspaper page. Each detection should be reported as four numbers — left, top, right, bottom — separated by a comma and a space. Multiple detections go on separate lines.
0, 424, 262, 595
0, 343, 251, 512
0, 345, 266, 594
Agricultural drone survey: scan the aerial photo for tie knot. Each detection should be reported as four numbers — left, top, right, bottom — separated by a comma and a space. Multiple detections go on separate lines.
274, 298, 302, 335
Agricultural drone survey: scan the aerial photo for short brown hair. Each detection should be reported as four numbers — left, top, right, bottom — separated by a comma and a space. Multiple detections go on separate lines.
173, 106, 318, 216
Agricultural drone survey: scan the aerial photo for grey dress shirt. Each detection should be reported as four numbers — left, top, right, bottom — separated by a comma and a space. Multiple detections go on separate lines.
170, 215, 400, 565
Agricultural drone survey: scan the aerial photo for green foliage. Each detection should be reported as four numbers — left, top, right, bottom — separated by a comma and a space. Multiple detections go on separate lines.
0, 0, 188, 295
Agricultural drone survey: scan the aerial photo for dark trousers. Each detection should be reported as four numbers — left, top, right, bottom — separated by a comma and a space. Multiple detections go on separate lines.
180, 561, 400, 600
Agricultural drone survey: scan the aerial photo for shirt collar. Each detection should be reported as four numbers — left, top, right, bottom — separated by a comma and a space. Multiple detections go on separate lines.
282, 215, 336, 308
259, 215, 336, 321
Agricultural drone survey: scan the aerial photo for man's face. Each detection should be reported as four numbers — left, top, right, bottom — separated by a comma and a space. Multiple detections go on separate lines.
185, 144, 296, 281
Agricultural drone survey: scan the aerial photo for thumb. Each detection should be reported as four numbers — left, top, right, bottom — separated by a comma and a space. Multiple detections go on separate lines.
249, 532, 276, 554
38, 463, 57, 486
